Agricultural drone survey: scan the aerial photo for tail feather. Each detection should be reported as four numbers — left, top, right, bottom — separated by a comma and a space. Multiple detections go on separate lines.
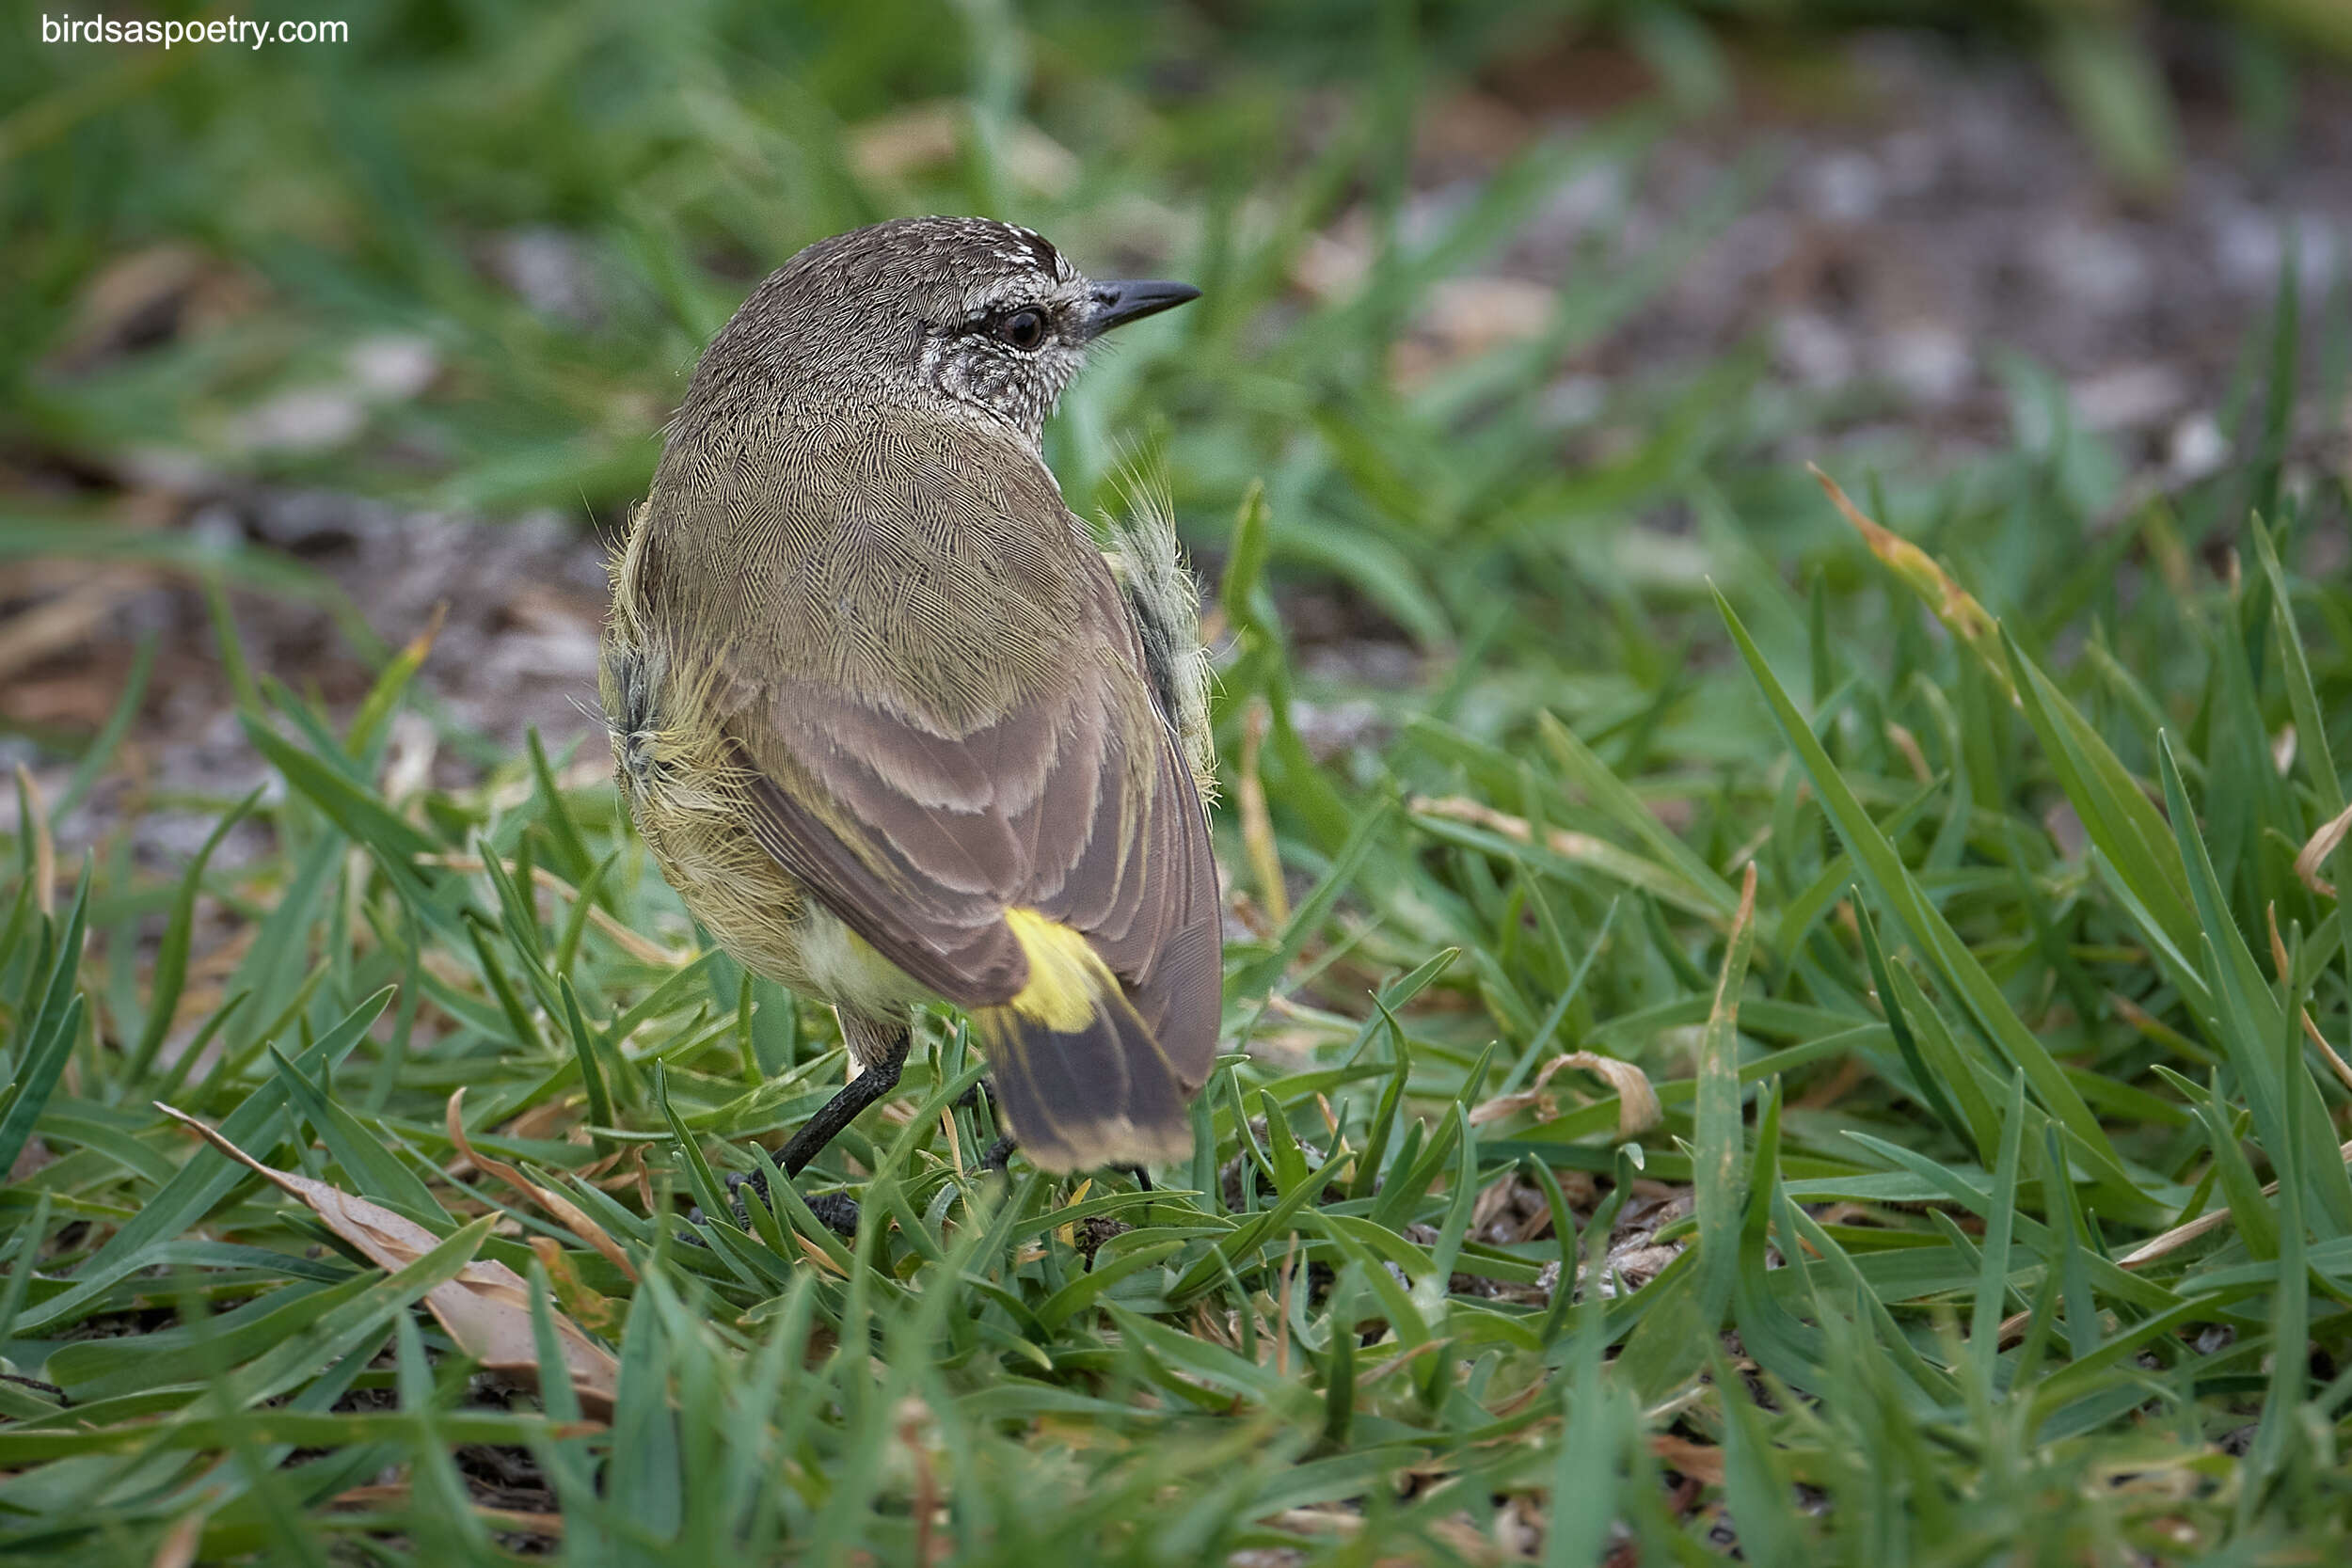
975, 908, 1195, 1172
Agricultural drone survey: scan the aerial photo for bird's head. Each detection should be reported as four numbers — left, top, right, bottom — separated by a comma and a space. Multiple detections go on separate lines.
704, 215, 1198, 450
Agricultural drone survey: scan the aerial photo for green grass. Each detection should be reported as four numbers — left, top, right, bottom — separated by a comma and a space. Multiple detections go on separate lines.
7, 2, 2352, 1563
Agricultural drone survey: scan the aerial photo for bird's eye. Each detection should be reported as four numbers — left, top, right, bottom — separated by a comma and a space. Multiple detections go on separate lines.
994, 309, 1047, 351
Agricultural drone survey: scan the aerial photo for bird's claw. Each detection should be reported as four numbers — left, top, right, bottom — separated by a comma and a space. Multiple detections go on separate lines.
803, 1192, 862, 1236
691, 1166, 861, 1240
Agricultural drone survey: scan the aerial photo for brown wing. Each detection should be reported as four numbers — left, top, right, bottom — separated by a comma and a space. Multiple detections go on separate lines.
718, 553, 1221, 1090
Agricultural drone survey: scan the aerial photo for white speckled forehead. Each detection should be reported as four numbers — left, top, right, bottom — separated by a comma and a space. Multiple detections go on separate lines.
961, 269, 1091, 321
996, 223, 1078, 281
846, 216, 1085, 325
954, 223, 1085, 315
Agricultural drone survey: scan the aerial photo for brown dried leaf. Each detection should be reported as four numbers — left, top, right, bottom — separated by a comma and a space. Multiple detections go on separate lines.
1291, 228, 1371, 305
1392, 275, 1557, 385
1416, 90, 1535, 166
4, 671, 132, 728
156, 1103, 618, 1418
848, 101, 1076, 193
0, 574, 149, 685
1649, 1433, 1727, 1485
1469, 1172, 1522, 1234
1466, 1085, 1549, 1127
447, 1088, 637, 1281
48, 244, 260, 373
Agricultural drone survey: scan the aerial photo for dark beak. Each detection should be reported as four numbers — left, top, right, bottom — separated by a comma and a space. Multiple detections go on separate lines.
1084, 279, 1200, 339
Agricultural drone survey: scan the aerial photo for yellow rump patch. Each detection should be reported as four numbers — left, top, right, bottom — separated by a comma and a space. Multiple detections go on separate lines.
1002, 907, 1111, 1033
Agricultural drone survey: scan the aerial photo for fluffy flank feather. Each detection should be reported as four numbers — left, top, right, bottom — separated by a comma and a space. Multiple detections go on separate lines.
602, 537, 930, 1019
1102, 459, 1216, 803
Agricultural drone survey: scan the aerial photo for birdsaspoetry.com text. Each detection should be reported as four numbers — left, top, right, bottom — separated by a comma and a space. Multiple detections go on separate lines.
40, 13, 349, 49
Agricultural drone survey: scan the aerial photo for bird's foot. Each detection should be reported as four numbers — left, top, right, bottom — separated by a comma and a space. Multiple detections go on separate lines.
724, 1167, 767, 1204
802, 1191, 863, 1235
686, 1166, 861, 1239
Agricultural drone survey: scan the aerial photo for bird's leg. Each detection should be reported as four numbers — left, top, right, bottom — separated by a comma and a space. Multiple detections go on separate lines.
724, 1015, 908, 1238
776, 1034, 907, 1177
958, 1078, 1012, 1172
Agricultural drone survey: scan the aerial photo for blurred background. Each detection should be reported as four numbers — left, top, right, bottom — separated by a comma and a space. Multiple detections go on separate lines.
3, 0, 2347, 879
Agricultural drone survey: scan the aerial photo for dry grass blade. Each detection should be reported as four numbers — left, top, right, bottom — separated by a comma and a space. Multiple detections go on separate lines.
0, 575, 143, 684
1470, 1050, 1661, 1140
148, 1506, 208, 1568
2115, 1138, 2352, 1269
1410, 793, 1732, 929
2297, 1012, 2352, 1097
529, 1237, 627, 1337
446, 1088, 638, 1281
2266, 904, 2352, 1095
421, 854, 690, 967
2294, 800, 2352, 898
796, 1233, 849, 1275
1994, 1134, 2352, 1342
1263, 1507, 1361, 1541
1812, 463, 2016, 705
329, 1483, 565, 1538
1237, 698, 1289, 925
156, 1102, 619, 1418
1356, 1337, 1452, 1389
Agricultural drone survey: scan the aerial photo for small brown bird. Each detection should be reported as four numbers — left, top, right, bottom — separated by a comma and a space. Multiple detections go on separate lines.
601, 216, 1219, 1213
